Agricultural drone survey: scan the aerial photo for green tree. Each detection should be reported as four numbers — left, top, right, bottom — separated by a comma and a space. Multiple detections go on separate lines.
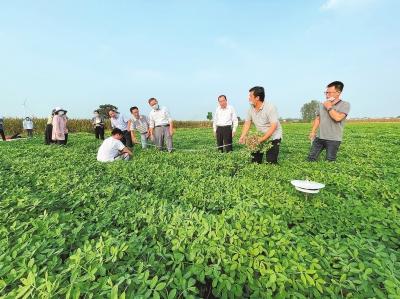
97, 104, 118, 119
301, 100, 319, 122
206, 112, 213, 121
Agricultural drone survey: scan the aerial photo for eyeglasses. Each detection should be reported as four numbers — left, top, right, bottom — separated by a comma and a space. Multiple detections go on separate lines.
324, 91, 339, 95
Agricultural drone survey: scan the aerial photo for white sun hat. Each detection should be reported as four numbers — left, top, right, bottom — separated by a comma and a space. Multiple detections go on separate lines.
291, 180, 325, 194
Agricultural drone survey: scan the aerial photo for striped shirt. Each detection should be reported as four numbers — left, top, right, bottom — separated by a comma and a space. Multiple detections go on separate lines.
130, 115, 149, 134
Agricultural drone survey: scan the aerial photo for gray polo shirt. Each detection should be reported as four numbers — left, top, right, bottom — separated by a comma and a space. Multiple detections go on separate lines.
317, 100, 350, 141
246, 102, 283, 140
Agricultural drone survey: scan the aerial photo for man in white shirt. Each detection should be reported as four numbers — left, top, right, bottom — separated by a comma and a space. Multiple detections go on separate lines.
213, 95, 238, 152
97, 128, 133, 162
108, 109, 132, 148
23, 117, 34, 137
148, 98, 174, 152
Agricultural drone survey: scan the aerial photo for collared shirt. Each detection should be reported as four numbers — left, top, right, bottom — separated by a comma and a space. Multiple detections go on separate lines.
130, 115, 149, 134
213, 105, 239, 132
317, 100, 350, 141
149, 106, 172, 128
92, 116, 105, 127
246, 102, 283, 140
110, 113, 129, 131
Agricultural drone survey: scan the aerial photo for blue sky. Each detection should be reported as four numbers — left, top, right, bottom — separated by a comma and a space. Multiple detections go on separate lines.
0, 0, 399, 120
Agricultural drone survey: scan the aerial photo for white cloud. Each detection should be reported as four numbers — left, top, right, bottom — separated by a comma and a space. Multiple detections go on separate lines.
321, 0, 376, 11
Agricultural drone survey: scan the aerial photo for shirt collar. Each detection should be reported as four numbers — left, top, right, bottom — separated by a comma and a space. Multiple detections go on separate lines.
254, 102, 265, 112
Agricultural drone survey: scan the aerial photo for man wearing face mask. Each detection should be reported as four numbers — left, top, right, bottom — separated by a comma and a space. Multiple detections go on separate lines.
92, 110, 105, 140
308, 81, 350, 162
148, 98, 174, 152
108, 109, 132, 148
239, 86, 283, 164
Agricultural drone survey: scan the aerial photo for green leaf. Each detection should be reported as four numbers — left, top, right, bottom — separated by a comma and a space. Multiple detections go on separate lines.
155, 282, 166, 291
111, 284, 118, 299
150, 276, 158, 289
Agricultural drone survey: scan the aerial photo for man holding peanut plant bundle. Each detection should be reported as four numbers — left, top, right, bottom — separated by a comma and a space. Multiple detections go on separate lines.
239, 86, 283, 164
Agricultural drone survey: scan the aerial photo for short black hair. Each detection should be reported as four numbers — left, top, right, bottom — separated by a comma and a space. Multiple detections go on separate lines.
130, 106, 139, 113
249, 86, 265, 102
327, 81, 344, 92
111, 128, 123, 136
148, 97, 157, 104
218, 95, 227, 101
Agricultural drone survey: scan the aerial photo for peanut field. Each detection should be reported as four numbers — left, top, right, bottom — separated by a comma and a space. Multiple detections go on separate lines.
0, 123, 399, 298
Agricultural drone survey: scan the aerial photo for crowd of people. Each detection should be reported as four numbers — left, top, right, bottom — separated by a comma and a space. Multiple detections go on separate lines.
1, 81, 351, 164
96, 81, 350, 164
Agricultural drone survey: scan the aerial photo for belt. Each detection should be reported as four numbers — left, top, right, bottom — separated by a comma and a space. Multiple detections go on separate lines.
155, 124, 170, 127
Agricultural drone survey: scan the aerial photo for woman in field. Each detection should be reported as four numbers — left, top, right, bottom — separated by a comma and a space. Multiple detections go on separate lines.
52, 107, 67, 145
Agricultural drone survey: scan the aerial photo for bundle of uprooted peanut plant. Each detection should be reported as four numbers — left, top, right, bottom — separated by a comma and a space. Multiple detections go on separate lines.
244, 134, 273, 152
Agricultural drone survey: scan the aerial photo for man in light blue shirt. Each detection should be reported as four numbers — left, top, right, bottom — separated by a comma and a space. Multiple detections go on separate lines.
108, 109, 132, 148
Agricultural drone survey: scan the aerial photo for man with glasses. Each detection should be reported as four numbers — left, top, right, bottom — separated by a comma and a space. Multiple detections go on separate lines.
308, 81, 350, 162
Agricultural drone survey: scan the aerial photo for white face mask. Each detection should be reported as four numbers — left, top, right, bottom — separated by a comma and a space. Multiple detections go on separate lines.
152, 104, 159, 110
58, 111, 64, 116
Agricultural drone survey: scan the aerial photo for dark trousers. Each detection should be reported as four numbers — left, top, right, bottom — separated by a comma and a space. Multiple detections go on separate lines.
44, 124, 53, 145
0, 129, 5, 141
26, 129, 33, 137
95, 126, 105, 140
308, 137, 341, 162
216, 125, 233, 152
57, 140, 66, 145
121, 130, 133, 147
64, 133, 68, 145
251, 139, 281, 164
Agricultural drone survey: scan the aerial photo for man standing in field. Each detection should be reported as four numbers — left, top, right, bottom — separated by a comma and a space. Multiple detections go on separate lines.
97, 128, 133, 162
213, 95, 238, 153
308, 81, 350, 162
129, 106, 150, 149
0, 115, 6, 141
92, 110, 105, 140
108, 109, 132, 148
239, 86, 283, 164
23, 117, 34, 137
148, 98, 174, 152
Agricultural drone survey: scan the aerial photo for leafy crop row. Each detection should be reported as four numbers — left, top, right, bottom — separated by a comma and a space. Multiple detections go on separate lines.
0, 124, 399, 298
